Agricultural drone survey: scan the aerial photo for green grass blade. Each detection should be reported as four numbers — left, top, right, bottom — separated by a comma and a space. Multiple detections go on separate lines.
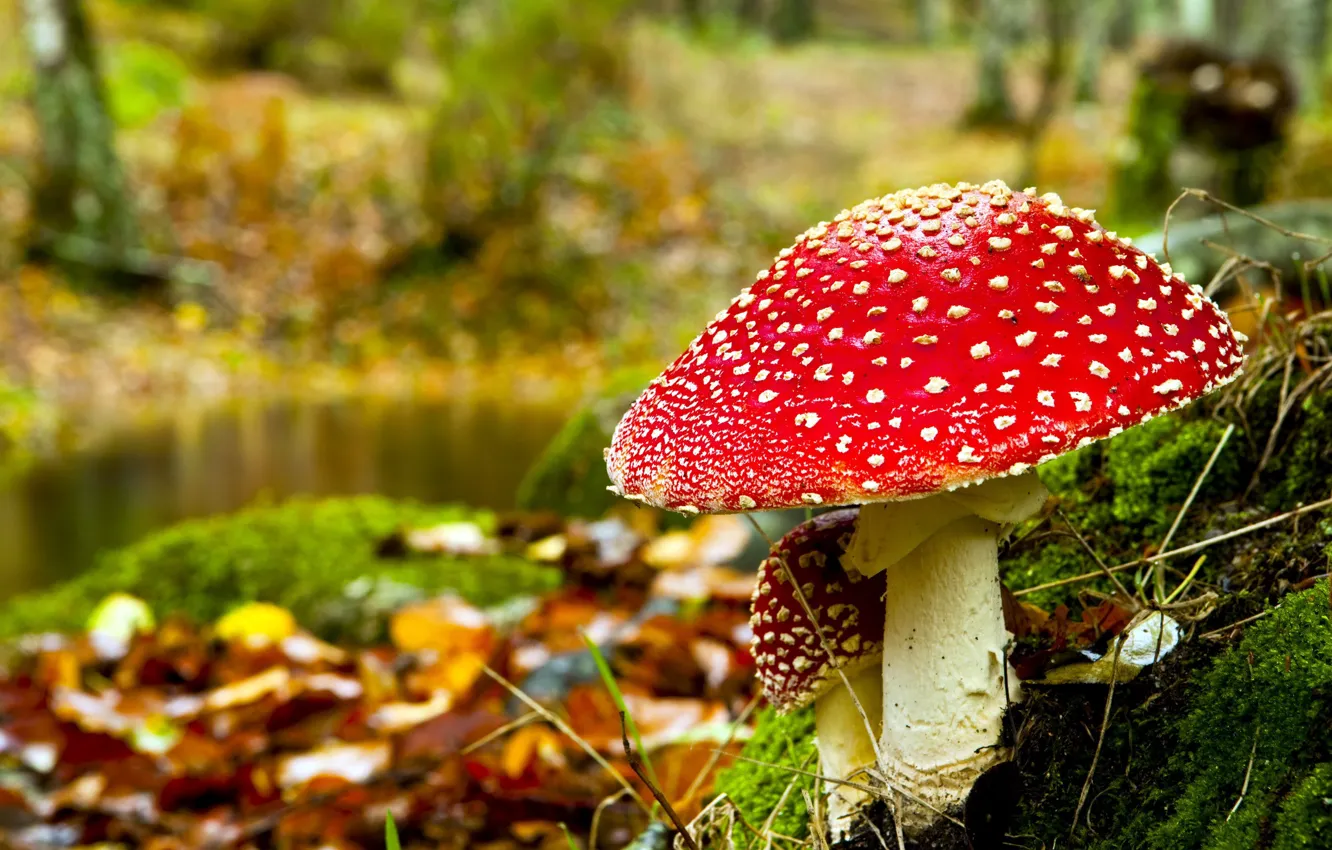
385, 812, 402, 850
560, 822, 580, 850
581, 631, 662, 792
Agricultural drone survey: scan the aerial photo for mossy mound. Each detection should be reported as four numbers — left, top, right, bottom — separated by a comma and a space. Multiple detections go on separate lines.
713, 706, 817, 842
721, 583, 1332, 850
717, 364, 1332, 848
0, 496, 562, 642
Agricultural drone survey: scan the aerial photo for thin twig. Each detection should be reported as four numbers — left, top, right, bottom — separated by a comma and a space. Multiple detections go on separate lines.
622, 712, 700, 850
1198, 608, 1276, 640
1070, 633, 1125, 836
1226, 728, 1261, 821
1056, 508, 1133, 600
482, 664, 649, 812
1014, 496, 1332, 597
1182, 189, 1332, 246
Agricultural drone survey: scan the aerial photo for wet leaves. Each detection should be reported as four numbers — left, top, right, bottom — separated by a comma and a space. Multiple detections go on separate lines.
0, 516, 757, 850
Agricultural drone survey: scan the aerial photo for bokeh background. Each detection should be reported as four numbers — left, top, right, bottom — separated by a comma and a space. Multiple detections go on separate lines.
2, 0, 1330, 596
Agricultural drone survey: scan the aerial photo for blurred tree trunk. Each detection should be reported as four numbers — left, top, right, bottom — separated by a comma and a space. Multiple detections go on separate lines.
1281, 0, 1328, 109
680, 0, 705, 29
1215, 0, 1244, 45
770, 0, 815, 43
1074, 0, 1116, 102
1019, 0, 1071, 186
22, 0, 142, 271
964, 0, 1020, 125
735, 0, 764, 27
916, 0, 949, 44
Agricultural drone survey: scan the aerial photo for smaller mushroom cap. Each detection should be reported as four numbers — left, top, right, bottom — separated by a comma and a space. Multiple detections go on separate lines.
750, 509, 885, 712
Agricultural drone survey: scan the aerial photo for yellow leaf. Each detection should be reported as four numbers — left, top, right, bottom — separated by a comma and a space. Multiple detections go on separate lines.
215, 602, 297, 645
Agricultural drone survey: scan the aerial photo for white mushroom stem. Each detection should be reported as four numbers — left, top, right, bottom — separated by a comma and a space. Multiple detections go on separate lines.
815, 663, 883, 841
846, 471, 1049, 830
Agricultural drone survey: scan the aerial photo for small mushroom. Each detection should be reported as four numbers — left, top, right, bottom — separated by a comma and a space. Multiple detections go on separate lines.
606, 180, 1247, 833
749, 509, 885, 838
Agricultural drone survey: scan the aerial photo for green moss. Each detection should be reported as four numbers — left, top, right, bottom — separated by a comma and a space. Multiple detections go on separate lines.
1103, 416, 1246, 534
1147, 582, 1332, 849
1037, 442, 1100, 501
1266, 391, 1332, 511
717, 583, 1332, 849
0, 496, 561, 641
713, 706, 817, 842
1271, 764, 1332, 849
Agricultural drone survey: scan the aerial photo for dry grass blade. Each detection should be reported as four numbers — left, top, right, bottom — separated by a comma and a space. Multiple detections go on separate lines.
678, 692, 760, 810
1155, 423, 1235, 602
621, 711, 701, 850
459, 710, 540, 755
481, 663, 650, 813
720, 754, 965, 829
1014, 496, 1332, 597
1199, 608, 1276, 640
590, 790, 630, 850
742, 514, 889, 811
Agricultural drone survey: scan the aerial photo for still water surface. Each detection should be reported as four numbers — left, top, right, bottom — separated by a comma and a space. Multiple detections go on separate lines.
0, 397, 568, 600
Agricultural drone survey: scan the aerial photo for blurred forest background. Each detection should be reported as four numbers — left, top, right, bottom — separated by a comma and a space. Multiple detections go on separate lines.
3, 0, 1332, 593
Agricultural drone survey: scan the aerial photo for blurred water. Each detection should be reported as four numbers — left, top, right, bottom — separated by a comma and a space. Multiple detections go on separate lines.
0, 397, 568, 600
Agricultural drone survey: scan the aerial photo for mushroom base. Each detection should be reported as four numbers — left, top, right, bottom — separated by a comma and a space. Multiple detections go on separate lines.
815, 664, 884, 840
877, 515, 1019, 831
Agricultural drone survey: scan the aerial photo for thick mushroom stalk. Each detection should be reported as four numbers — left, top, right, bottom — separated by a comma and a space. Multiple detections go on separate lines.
847, 471, 1048, 826
749, 510, 886, 840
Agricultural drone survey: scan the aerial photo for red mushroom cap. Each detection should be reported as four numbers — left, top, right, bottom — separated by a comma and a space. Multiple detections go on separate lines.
749, 509, 885, 712
606, 181, 1246, 513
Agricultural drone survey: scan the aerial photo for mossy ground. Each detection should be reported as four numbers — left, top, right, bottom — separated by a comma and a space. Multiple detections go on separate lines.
0, 496, 562, 643
717, 351, 1332, 848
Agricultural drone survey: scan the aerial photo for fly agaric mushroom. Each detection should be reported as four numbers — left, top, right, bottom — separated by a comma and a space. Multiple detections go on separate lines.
605, 180, 1246, 833
750, 508, 885, 837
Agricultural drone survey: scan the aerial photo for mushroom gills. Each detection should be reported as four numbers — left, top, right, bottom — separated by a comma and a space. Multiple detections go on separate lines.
815, 664, 883, 841
845, 472, 1049, 578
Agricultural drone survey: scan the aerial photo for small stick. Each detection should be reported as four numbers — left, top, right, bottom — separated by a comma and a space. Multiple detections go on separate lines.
621, 712, 700, 850
1226, 728, 1261, 821
1070, 633, 1124, 837
1014, 496, 1332, 597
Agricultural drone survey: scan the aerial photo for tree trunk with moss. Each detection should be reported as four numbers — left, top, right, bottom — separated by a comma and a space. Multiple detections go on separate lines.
916, 0, 948, 45
965, 0, 1020, 126
770, 0, 815, 43
23, 0, 141, 272
1073, 0, 1115, 103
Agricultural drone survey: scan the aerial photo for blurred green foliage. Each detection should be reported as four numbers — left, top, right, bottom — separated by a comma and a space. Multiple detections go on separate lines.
420, 0, 633, 339
0, 496, 561, 641
105, 40, 189, 127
